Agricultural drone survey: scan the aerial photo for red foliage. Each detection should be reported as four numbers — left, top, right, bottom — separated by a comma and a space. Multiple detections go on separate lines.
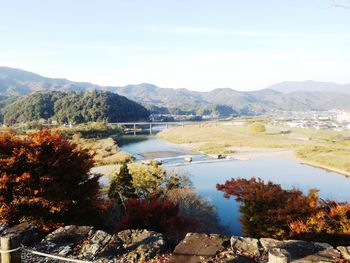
118, 198, 197, 240
217, 177, 319, 239
0, 130, 103, 229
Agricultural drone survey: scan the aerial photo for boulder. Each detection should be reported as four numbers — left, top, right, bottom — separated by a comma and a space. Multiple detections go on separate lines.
337, 246, 350, 260
97, 234, 125, 258
230, 236, 260, 257
268, 248, 291, 263
117, 229, 167, 262
38, 225, 92, 255
170, 233, 229, 263
80, 230, 112, 257
260, 238, 340, 262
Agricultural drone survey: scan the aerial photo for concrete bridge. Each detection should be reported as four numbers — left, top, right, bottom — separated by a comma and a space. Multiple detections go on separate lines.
109, 121, 218, 135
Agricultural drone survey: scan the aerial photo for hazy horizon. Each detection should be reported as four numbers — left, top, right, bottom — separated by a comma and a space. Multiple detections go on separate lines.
3, 65, 350, 93
1, 0, 350, 91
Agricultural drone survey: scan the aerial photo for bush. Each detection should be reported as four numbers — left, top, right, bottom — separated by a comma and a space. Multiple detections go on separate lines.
0, 130, 103, 230
165, 188, 226, 234
250, 122, 266, 133
118, 198, 197, 241
217, 177, 319, 239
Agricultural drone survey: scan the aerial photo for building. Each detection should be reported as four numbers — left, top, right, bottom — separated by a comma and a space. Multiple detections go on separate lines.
337, 111, 350, 123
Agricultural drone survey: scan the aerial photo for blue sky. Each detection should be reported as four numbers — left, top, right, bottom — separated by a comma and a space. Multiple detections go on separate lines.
0, 0, 350, 91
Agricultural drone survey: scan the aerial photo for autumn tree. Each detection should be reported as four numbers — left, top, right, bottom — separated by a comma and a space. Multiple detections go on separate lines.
217, 177, 319, 239
0, 130, 103, 229
128, 161, 191, 199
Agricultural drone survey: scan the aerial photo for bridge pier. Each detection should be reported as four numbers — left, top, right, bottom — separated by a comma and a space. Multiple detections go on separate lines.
149, 123, 152, 135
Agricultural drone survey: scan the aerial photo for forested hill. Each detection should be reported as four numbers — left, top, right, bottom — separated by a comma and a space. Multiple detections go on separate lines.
2, 91, 150, 124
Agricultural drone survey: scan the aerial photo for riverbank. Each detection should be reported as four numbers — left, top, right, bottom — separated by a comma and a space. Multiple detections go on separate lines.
226, 147, 296, 161
158, 124, 350, 177
299, 159, 350, 177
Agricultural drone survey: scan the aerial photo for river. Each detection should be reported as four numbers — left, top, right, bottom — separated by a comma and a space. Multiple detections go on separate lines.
116, 134, 350, 235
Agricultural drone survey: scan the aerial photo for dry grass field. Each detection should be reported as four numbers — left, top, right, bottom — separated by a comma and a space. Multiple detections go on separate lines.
158, 122, 350, 176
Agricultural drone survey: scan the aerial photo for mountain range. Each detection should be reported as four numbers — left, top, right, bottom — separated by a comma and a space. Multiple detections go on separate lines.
1, 66, 350, 113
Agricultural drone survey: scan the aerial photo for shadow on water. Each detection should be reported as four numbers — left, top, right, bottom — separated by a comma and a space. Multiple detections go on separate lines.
118, 124, 165, 147
118, 134, 152, 147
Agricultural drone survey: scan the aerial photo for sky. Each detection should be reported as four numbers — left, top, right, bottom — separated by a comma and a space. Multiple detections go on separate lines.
0, 0, 350, 91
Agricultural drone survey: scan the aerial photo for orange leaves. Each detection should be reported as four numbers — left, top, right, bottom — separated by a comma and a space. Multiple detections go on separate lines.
0, 129, 102, 229
15, 172, 31, 183
290, 202, 350, 245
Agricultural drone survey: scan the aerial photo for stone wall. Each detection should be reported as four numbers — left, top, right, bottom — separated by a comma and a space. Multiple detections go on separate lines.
1, 223, 350, 262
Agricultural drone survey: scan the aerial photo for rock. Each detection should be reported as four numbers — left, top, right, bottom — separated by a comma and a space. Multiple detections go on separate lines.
170, 233, 229, 263
208, 154, 225, 159
260, 238, 340, 262
230, 236, 260, 257
337, 246, 350, 260
57, 245, 72, 256
38, 225, 92, 255
0, 223, 8, 236
117, 229, 167, 262
184, 156, 193, 162
80, 230, 112, 256
3, 222, 41, 245
268, 248, 291, 263
97, 234, 125, 258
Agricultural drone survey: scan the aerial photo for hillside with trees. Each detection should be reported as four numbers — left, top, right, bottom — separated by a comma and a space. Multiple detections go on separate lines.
2, 91, 149, 124
0, 95, 14, 122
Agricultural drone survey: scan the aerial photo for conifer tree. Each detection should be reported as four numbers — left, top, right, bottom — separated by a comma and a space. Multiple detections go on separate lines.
108, 161, 135, 205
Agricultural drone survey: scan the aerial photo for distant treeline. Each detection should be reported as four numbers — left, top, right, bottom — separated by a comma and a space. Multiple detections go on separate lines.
1, 91, 150, 124
147, 103, 237, 118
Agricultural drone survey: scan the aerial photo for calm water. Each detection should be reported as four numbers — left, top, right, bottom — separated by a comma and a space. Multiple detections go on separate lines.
119, 135, 350, 235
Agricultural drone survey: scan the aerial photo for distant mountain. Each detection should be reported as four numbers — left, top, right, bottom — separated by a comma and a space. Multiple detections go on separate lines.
267, 80, 350, 94
113, 83, 204, 106
1, 66, 350, 114
0, 66, 101, 96
116, 83, 350, 112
